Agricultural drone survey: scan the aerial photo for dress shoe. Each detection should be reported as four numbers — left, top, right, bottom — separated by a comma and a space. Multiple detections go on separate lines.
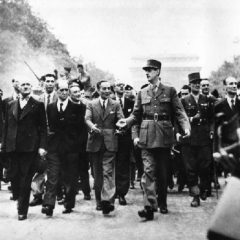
57, 198, 65, 205
18, 214, 27, 221
178, 184, 185, 193
160, 207, 168, 214
191, 196, 200, 207
200, 191, 208, 201
119, 196, 127, 206
10, 195, 18, 201
62, 208, 72, 214
29, 197, 43, 207
102, 201, 114, 215
96, 204, 102, 211
84, 194, 91, 200
41, 205, 53, 216
138, 207, 154, 220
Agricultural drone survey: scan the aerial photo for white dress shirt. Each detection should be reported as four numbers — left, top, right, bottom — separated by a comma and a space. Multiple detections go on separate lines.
57, 98, 68, 112
116, 96, 125, 108
99, 98, 108, 109
226, 95, 236, 109
19, 96, 30, 109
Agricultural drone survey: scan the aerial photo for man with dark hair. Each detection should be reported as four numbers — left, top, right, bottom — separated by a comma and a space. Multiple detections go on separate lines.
2, 78, 47, 220
85, 80, 124, 215
114, 82, 135, 205
69, 83, 91, 201
29, 74, 58, 207
117, 59, 190, 220
42, 80, 86, 216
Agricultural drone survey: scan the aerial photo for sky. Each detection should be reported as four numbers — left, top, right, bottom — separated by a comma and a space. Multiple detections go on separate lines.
28, 0, 240, 82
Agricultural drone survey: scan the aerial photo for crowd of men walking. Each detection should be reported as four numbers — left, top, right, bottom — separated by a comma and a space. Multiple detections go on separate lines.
0, 59, 238, 221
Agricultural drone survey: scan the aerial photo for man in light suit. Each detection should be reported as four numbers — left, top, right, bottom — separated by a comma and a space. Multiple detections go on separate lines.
85, 80, 124, 215
117, 59, 190, 220
2, 78, 47, 220
30, 74, 58, 207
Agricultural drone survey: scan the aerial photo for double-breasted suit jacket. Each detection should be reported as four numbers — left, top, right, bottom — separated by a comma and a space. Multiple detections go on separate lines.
2, 97, 47, 153
128, 83, 190, 149
85, 98, 124, 153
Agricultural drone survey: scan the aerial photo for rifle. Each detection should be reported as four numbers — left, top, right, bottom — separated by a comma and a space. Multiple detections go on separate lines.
23, 61, 40, 81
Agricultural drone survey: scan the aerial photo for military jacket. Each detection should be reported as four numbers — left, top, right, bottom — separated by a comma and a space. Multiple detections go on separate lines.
181, 93, 214, 146
128, 83, 190, 149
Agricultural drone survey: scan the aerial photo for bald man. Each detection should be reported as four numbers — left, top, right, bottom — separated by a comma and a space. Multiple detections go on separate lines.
2, 79, 47, 220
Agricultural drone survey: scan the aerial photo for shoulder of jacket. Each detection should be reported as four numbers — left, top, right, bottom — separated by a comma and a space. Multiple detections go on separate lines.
215, 97, 226, 107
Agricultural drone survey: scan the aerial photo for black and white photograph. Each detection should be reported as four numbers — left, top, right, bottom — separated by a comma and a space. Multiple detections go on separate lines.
0, 0, 240, 239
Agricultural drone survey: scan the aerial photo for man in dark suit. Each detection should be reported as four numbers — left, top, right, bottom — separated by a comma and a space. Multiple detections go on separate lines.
69, 82, 91, 200
114, 82, 134, 205
85, 80, 124, 215
215, 77, 240, 122
2, 78, 47, 220
42, 80, 86, 216
214, 77, 240, 177
117, 59, 190, 220
30, 74, 58, 207
180, 72, 214, 207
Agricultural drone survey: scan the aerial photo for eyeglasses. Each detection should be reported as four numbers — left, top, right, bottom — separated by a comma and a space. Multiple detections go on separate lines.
59, 88, 68, 92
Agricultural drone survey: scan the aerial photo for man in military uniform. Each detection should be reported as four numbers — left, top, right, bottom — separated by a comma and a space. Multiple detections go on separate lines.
117, 59, 190, 220
180, 72, 214, 207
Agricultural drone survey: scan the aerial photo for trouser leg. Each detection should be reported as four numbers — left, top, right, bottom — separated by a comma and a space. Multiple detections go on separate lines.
43, 153, 61, 208
141, 149, 157, 210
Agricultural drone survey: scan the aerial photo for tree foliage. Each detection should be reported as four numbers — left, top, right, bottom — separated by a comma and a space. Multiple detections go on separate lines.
0, 0, 115, 94
209, 56, 240, 97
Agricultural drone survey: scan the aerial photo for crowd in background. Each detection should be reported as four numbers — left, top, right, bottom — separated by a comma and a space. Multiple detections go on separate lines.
0, 60, 239, 223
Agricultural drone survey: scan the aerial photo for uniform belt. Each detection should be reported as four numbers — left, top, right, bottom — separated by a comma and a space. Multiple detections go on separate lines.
143, 113, 170, 121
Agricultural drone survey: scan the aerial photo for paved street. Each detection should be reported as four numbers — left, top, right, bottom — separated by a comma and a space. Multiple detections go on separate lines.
0, 179, 221, 240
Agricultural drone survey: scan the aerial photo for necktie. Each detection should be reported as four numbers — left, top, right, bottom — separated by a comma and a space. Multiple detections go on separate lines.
102, 100, 106, 112
119, 98, 123, 109
60, 103, 64, 113
47, 94, 51, 105
231, 99, 235, 110
152, 85, 157, 95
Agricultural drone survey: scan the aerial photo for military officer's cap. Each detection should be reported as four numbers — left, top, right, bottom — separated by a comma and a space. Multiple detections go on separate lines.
143, 59, 162, 70
125, 84, 133, 90
64, 67, 71, 73
188, 72, 202, 83
116, 82, 125, 87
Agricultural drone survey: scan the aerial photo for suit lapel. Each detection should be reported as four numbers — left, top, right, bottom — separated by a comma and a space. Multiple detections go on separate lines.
146, 85, 154, 98
103, 98, 113, 120
12, 100, 19, 120
155, 83, 165, 98
95, 99, 104, 120
20, 97, 36, 120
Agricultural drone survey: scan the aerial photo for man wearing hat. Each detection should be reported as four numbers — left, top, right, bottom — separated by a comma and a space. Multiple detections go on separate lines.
179, 72, 214, 207
117, 59, 190, 220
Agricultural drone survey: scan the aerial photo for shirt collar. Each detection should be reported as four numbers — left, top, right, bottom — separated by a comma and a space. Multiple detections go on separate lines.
99, 97, 108, 106
226, 95, 236, 104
